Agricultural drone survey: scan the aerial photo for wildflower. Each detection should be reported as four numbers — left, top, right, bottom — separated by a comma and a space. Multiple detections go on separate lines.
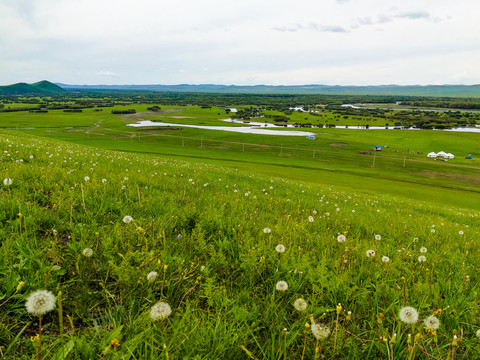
177, 234, 181, 239
25, 290, 56, 316
147, 271, 158, 282
263, 227, 271, 234
399, 306, 419, 324
137, 226, 143, 231
366, 250, 376, 258
424, 315, 440, 330
420, 247, 427, 253
82, 248, 93, 257
336, 303, 342, 314
150, 301, 172, 321
311, 323, 331, 340
337, 234, 346, 243
418, 255, 426, 262
110, 339, 120, 348
275, 244, 286, 253
3, 178, 12, 186
308, 216, 314, 223
294, 298, 307, 312
102, 178, 107, 184
375, 234, 381, 240
123, 215, 133, 224
459, 231, 464, 235
276, 281, 288, 292
382, 256, 390, 263
431, 229, 435, 233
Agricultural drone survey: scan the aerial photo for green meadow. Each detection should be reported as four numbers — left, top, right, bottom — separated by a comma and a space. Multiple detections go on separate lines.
1, 99, 480, 359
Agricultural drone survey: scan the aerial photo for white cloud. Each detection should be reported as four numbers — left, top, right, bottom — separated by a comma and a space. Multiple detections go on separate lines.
96, 71, 120, 78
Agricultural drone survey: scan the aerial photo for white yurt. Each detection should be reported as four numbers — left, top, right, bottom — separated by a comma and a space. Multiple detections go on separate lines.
437, 151, 447, 158
427, 152, 437, 158
445, 153, 455, 159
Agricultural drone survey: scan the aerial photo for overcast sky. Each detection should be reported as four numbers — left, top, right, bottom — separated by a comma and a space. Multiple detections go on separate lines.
1, 0, 479, 86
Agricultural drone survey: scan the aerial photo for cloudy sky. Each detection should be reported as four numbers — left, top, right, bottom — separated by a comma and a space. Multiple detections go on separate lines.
1, 0, 479, 86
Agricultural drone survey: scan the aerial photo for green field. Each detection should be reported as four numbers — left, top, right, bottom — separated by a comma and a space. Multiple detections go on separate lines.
1, 98, 480, 359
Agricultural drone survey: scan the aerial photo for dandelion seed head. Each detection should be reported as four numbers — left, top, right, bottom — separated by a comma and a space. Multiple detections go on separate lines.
150, 301, 172, 321
424, 315, 440, 330
276, 281, 288, 292
311, 323, 331, 340
123, 215, 133, 224
308, 216, 314, 223
399, 306, 418, 324
366, 250, 376, 258
337, 235, 346, 243
3, 178, 12, 186
382, 256, 390, 263
293, 298, 308, 312
25, 290, 56, 316
82, 248, 93, 257
275, 244, 285, 253
84, 176, 90, 181
418, 255, 426, 262
147, 271, 158, 282
420, 247, 427, 253
263, 227, 271, 234
375, 234, 381, 240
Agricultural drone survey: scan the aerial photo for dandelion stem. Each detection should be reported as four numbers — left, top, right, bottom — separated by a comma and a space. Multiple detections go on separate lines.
300, 334, 307, 360
38, 315, 42, 360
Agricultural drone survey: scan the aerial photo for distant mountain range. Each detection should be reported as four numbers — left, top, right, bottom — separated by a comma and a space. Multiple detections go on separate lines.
1, 81, 480, 96
56, 83, 480, 96
0, 80, 65, 95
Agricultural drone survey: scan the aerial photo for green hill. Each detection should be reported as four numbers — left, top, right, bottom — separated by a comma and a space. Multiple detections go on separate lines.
1, 131, 479, 359
0, 80, 64, 95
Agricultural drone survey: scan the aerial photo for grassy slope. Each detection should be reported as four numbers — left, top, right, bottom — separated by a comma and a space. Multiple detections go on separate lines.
1, 131, 480, 359
1, 105, 479, 210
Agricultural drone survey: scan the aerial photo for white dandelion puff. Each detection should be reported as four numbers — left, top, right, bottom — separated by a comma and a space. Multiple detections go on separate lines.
293, 298, 308, 312
476, 329, 480, 338
3, 178, 12, 186
418, 255, 426, 262
25, 290, 56, 316
366, 250, 376, 258
263, 227, 271, 234
375, 234, 381, 241
150, 301, 172, 321
459, 231, 464, 235
399, 306, 418, 324
84, 176, 90, 181
276, 281, 288, 292
382, 256, 390, 263
308, 216, 314, 223
275, 244, 285, 253
147, 271, 158, 282
337, 235, 346, 243
424, 315, 440, 330
311, 323, 331, 340
102, 178, 107, 184
420, 247, 427, 253
123, 215, 133, 224
82, 248, 93, 257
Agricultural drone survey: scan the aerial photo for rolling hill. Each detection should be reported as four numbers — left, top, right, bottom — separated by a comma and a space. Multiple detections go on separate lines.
0, 80, 65, 95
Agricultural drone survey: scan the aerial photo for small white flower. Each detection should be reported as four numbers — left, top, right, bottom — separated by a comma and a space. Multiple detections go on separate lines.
308, 216, 314, 223
82, 248, 93, 257
3, 178, 12, 186
275, 244, 285, 253
399, 306, 418, 324
263, 227, 271, 234
366, 250, 376, 258
459, 231, 464, 235
418, 255, 426, 262
123, 215, 133, 224
293, 298, 308, 312
337, 235, 346, 243
276, 281, 288, 292
431, 229, 436, 233
102, 179, 107, 184
25, 290, 56, 316
147, 271, 158, 282
382, 256, 390, 263
150, 301, 172, 320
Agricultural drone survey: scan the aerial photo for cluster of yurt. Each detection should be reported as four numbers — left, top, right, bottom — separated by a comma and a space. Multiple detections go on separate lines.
427, 151, 455, 159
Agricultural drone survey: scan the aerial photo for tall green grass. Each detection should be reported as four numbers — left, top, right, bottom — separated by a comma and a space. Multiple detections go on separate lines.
1, 131, 480, 359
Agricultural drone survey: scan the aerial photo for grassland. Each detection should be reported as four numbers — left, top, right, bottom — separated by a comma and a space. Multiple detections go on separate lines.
1, 99, 480, 359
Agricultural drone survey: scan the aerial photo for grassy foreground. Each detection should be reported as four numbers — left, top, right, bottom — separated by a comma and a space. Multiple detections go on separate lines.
1, 131, 480, 359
